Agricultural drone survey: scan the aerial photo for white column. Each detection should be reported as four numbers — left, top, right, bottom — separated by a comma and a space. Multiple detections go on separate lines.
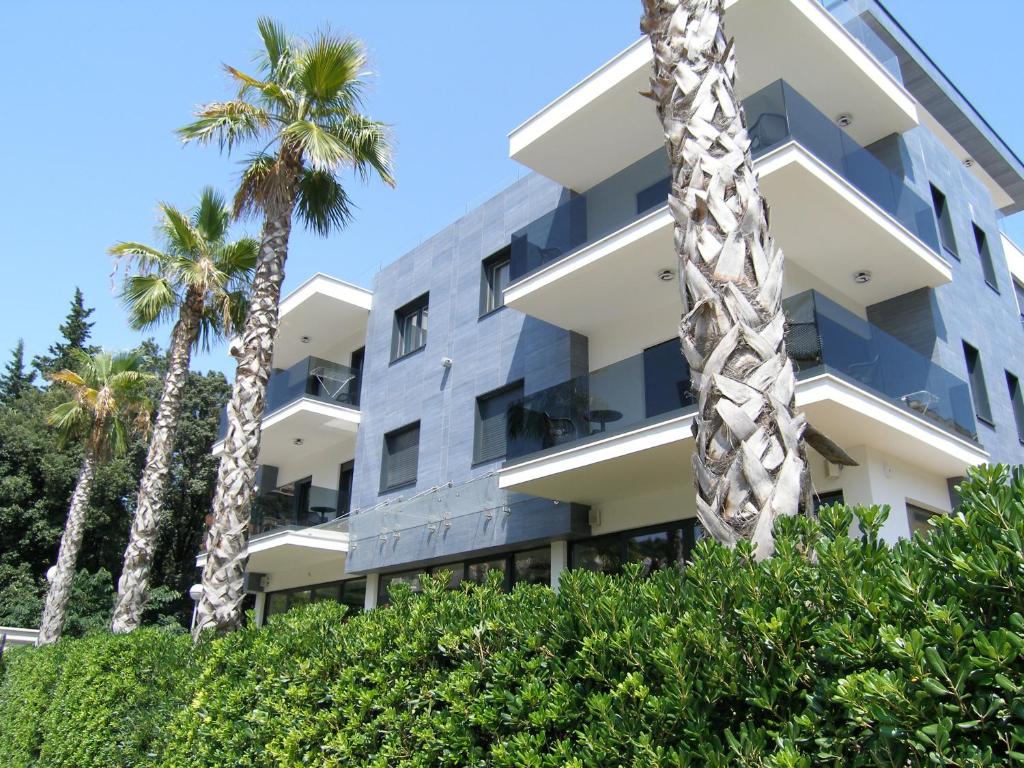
550, 540, 569, 591
253, 593, 267, 627
364, 573, 380, 611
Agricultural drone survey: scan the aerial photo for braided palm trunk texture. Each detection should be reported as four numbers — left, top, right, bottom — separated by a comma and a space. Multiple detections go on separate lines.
111, 288, 204, 633
193, 191, 296, 639
37, 451, 98, 645
641, 0, 805, 558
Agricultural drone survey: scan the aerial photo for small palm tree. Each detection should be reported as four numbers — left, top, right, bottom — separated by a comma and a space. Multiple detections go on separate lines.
37, 351, 154, 645
109, 189, 258, 634
179, 18, 394, 637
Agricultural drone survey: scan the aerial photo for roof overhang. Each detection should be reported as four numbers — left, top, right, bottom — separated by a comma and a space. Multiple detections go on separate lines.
509, 0, 918, 191
857, 2, 1024, 214
275, 274, 372, 369
196, 527, 348, 572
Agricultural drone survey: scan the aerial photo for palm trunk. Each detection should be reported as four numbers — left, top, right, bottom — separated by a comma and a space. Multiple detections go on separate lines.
641, 0, 805, 559
36, 449, 99, 645
193, 188, 296, 640
110, 288, 204, 633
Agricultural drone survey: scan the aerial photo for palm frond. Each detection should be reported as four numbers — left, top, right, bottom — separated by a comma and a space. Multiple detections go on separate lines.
177, 100, 272, 152
214, 238, 259, 278
233, 153, 278, 219
49, 369, 86, 388
193, 187, 230, 243
122, 274, 179, 329
296, 168, 354, 236
282, 120, 349, 170
298, 33, 365, 106
256, 17, 290, 79
324, 114, 395, 186
108, 242, 169, 275
158, 203, 201, 257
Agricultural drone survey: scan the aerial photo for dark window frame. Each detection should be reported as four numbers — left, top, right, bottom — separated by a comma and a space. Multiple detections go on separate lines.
569, 519, 698, 575
391, 293, 429, 362
930, 184, 958, 258
377, 546, 552, 606
263, 576, 367, 620
1014, 279, 1024, 329
1007, 371, 1024, 444
337, 461, 354, 518
972, 223, 999, 292
380, 421, 421, 492
963, 341, 994, 426
907, 503, 939, 538
480, 247, 512, 317
474, 380, 525, 465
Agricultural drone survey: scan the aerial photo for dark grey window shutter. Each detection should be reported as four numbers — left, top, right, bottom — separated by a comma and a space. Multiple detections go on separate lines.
383, 423, 420, 490
475, 383, 523, 463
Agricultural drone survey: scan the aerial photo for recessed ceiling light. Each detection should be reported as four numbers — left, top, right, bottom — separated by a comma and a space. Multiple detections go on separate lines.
300, 335, 311, 344
853, 270, 872, 284
963, 158, 975, 168
657, 268, 675, 282
836, 113, 853, 128
293, 438, 304, 446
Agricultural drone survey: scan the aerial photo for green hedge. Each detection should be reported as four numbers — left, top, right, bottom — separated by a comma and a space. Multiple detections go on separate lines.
3, 465, 1024, 766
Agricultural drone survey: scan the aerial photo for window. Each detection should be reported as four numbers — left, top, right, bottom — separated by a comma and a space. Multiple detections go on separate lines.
264, 577, 367, 619
1014, 279, 1024, 329
930, 184, 958, 257
392, 294, 429, 361
570, 520, 698, 576
381, 422, 420, 491
1007, 372, 1024, 443
973, 224, 999, 291
813, 490, 845, 513
337, 461, 354, 517
378, 547, 548, 605
962, 342, 993, 424
474, 381, 524, 464
480, 247, 511, 315
907, 504, 938, 537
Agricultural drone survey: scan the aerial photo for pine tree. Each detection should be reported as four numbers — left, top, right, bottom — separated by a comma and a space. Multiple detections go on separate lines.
0, 339, 36, 403
33, 288, 99, 375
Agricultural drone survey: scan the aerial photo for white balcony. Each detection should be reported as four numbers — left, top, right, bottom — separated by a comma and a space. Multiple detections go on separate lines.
509, 0, 918, 192
499, 373, 986, 505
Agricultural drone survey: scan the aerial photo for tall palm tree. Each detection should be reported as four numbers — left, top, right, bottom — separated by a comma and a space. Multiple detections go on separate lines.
640, 0, 806, 559
109, 189, 258, 634
179, 18, 394, 637
37, 351, 154, 645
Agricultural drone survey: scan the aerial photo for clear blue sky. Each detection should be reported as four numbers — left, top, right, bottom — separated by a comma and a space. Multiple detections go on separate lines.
1, 1, 1021, 376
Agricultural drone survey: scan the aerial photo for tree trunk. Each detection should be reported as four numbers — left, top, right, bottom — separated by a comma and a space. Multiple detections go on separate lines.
111, 288, 204, 633
641, 0, 806, 559
192, 191, 296, 640
36, 449, 99, 645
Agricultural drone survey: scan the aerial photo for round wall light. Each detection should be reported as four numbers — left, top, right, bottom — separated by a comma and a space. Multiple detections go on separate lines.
657, 268, 675, 282
836, 113, 853, 128
853, 270, 873, 284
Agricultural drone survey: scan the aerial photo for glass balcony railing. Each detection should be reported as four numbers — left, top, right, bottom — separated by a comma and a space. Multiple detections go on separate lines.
251, 483, 350, 539
505, 289, 976, 464
217, 355, 361, 440
509, 80, 940, 284
821, 0, 904, 83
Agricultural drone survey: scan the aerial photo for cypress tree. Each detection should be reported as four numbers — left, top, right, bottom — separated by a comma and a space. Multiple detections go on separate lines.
0, 339, 36, 403
33, 288, 99, 375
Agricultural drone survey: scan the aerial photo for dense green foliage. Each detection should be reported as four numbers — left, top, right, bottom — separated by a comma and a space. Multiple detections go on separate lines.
1, 465, 1022, 766
0, 290, 229, 631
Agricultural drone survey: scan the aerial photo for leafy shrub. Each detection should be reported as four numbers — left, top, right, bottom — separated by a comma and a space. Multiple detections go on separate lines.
0, 629, 193, 767
4, 465, 1024, 766
0, 641, 66, 767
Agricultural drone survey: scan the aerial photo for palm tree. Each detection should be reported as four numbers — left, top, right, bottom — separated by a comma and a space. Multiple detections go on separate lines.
109, 189, 258, 634
640, 0, 806, 559
179, 18, 394, 637
37, 351, 154, 645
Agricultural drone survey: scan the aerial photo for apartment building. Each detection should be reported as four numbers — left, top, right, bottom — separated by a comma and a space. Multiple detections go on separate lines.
198, 0, 1024, 624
